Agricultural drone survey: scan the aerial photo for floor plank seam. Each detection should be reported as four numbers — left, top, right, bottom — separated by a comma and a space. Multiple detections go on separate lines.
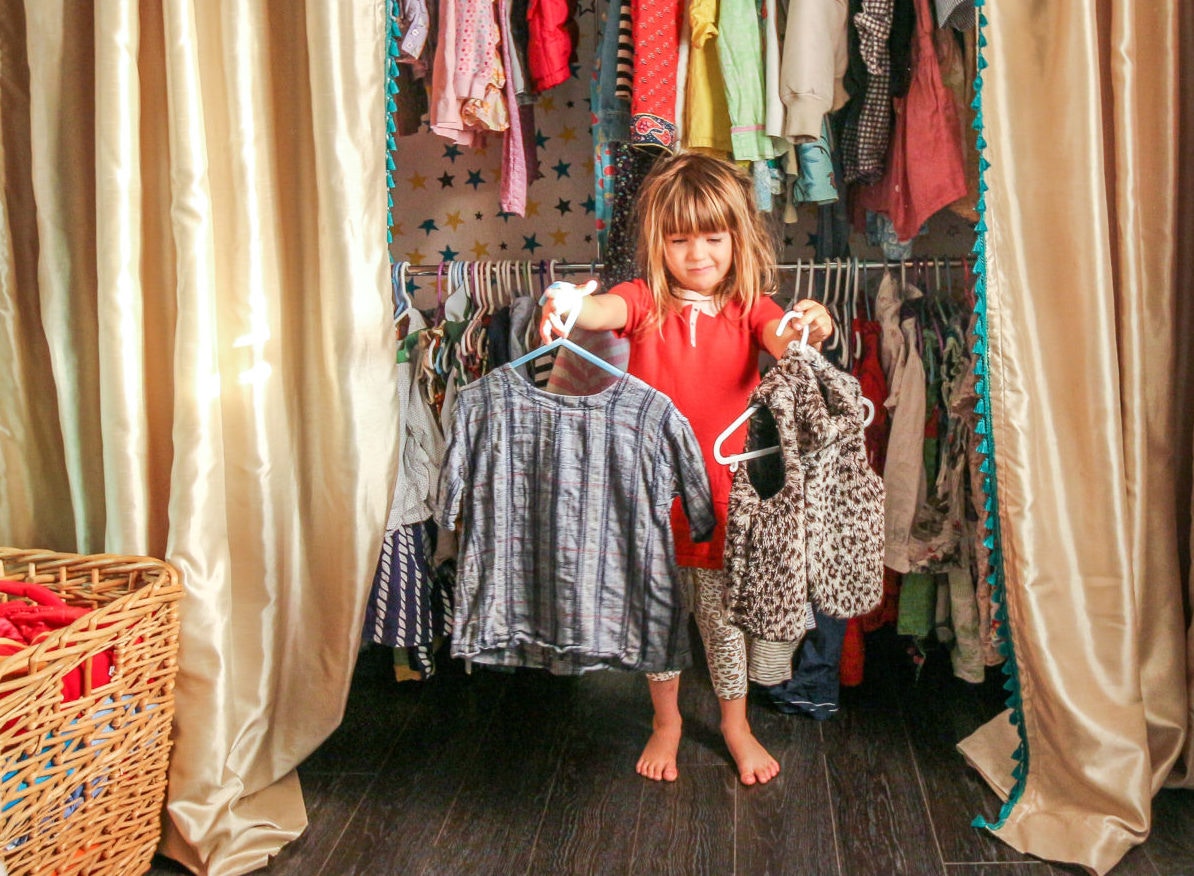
310, 775, 379, 875
521, 723, 571, 875
941, 862, 1047, 868
423, 677, 511, 869
899, 680, 949, 872
821, 751, 844, 876
731, 771, 738, 876
627, 774, 648, 873
307, 680, 426, 875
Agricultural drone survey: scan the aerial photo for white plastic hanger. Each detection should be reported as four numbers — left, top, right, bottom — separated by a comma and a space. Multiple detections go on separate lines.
391, 260, 412, 327
713, 320, 874, 469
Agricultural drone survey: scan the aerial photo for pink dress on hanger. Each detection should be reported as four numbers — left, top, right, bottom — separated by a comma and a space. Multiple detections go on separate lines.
854, 0, 967, 240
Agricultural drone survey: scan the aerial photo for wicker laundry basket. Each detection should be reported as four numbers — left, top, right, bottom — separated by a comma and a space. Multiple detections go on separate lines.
0, 548, 182, 876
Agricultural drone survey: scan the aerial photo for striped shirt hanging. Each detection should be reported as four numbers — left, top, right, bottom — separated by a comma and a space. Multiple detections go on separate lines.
437, 365, 715, 674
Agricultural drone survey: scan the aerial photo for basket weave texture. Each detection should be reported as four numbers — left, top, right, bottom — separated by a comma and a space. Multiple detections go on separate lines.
0, 548, 182, 876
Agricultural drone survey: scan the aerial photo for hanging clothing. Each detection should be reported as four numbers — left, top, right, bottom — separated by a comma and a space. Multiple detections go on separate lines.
838, 313, 892, 686
684, 0, 733, 154
363, 521, 453, 650
853, 316, 890, 474
614, 1, 634, 101
759, 606, 847, 719
876, 272, 927, 573
724, 341, 884, 641
365, 309, 452, 659
840, 0, 893, 185
718, 0, 782, 160
497, 0, 528, 214
780, 0, 850, 143
429, 0, 510, 142
436, 365, 715, 674
629, 0, 683, 150
908, 328, 969, 573
526, 0, 577, 92
600, 147, 662, 288
933, 0, 975, 30
854, 0, 967, 240
387, 310, 446, 530
935, 24, 980, 222
593, 0, 633, 251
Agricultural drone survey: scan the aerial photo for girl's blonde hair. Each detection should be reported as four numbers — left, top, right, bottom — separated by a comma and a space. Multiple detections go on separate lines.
634, 151, 777, 327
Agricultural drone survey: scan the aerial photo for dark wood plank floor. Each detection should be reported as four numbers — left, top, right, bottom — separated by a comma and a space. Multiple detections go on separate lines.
151, 630, 1194, 876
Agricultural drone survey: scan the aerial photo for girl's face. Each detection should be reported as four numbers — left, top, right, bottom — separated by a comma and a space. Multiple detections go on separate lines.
663, 230, 733, 295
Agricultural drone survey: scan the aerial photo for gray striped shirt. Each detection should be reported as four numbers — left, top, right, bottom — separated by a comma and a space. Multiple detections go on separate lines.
437, 365, 715, 674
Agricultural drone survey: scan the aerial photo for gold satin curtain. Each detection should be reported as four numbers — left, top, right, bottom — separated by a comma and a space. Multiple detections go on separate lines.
958, 2, 1194, 874
0, 2, 397, 874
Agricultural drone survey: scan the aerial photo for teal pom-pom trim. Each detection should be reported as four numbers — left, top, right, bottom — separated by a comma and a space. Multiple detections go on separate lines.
386, 0, 402, 264
966, 9, 1029, 835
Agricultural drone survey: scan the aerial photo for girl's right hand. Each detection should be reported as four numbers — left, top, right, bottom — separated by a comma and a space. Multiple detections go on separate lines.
538, 279, 598, 343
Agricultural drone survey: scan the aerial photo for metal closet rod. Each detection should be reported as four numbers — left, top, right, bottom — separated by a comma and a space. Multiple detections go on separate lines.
400, 257, 971, 277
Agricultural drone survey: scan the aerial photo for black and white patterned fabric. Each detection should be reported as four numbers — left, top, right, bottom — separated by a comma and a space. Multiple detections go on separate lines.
842, 0, 894, 185
724, 343, 885, 641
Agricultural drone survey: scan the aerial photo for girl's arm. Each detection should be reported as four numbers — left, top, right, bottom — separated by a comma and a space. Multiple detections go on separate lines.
760, 299, 834, 360
538, 281, 629, 343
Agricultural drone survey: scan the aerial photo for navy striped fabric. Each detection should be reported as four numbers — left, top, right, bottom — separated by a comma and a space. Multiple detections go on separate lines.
363, 521, 453, 650
437, 366, 714, 674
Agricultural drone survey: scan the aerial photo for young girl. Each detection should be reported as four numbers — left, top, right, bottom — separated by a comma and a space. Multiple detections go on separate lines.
539, 152, 834, 786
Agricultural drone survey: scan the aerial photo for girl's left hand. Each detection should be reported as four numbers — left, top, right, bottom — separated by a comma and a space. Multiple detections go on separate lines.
786, 299, 834, 348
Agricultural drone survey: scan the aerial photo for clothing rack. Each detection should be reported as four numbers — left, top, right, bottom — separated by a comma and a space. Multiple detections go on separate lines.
399, 257, 972, 277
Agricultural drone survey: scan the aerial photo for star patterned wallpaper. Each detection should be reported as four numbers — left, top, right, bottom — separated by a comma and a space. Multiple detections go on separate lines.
389, 5, 602, 306
388, 0, 975, 309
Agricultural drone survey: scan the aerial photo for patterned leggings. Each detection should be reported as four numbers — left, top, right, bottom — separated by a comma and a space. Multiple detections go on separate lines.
647, 568, 798, 700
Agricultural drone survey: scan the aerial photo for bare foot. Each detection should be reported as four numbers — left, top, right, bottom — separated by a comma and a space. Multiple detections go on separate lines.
636, 719, 682, 781
722, 725, 780, 786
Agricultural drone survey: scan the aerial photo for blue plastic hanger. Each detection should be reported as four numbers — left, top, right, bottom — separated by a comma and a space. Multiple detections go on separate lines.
506, 282, 624, 379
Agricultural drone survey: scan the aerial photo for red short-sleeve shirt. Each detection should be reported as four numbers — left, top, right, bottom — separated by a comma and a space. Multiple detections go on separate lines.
609, 279, 783, 568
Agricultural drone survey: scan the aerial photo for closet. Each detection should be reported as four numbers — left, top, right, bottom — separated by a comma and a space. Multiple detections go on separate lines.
377, 0, 991, 700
